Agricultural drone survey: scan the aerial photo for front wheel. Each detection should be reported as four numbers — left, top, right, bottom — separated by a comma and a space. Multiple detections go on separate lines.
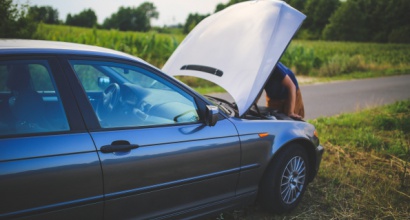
259, 144, 310, 214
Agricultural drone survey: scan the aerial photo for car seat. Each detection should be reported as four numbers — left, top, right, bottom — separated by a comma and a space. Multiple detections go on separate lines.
6, 64, 49, 132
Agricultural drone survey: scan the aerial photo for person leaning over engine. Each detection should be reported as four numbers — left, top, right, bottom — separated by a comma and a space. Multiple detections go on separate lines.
264, 62, 304, 119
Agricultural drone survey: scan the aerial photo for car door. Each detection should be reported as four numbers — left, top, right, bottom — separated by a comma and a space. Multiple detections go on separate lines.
0, 57, 103, 219
65, 58, 241, 219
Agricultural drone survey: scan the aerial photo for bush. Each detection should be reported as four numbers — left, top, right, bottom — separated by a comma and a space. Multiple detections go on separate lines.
281, 45, 319, 75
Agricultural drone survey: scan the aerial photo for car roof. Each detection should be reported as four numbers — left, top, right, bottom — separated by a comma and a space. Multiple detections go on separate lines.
0, 39, 152, 66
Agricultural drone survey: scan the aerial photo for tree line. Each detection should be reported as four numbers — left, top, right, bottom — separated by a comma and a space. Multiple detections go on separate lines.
28, 1, 158, 32
1, 0, 409, 43
0, 0, 158, 38
186, 0, 410, 43
291, 0, 410, 43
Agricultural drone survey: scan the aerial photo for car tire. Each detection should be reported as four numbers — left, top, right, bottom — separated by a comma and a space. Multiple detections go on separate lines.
259, 143, 309, 214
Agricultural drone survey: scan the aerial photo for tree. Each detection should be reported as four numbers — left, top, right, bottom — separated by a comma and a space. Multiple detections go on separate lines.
102, 2, 158, 32
323, 0, 410, 43
301, 0, 340, 39
183, 13, 208, 34
28, 5, 60, 24
215, 0, 247, 13
358, 0, 410, 43
322, 0, 367, 42
181, 0, 245, 34
0, 0, 37, 38
285, 0, 306, 11
66, 8, 97, 28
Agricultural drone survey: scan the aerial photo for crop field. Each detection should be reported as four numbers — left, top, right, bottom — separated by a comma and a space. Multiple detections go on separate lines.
281, 40, 410, 78
35, 24, 410, 77
33, 24, 410, 91
34, 24, 185, 68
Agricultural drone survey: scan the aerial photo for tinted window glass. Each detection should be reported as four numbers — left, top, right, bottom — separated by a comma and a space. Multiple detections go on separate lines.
73, 64, 107, 91
69, 60, 200, 128
0, 60, 69, 136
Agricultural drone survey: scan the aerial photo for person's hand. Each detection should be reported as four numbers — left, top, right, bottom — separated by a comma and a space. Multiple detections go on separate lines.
288, 113, 302, 120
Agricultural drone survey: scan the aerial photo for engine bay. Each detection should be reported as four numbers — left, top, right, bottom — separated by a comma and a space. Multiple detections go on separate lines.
205, 95, 301, 121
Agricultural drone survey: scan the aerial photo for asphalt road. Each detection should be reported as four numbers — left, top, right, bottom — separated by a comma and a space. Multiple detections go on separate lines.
300, 75, 410, 119
214, 75, 410, 119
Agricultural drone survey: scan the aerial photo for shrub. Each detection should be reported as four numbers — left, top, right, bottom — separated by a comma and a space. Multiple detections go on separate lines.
318, 54, 364, 76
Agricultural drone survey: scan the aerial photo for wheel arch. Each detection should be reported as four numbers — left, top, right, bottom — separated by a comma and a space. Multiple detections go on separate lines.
257, 138, 315, 213
269, 138, 318, 183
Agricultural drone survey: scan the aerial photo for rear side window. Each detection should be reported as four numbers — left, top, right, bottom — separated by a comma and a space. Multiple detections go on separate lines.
0, 60, 69, 136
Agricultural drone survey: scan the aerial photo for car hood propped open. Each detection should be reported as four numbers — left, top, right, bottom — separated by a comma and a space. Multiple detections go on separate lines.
162, 0, 305, 117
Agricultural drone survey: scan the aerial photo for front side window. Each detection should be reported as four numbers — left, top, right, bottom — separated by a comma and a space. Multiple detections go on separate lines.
69, 60, 200, 128
0, 60, 69, 136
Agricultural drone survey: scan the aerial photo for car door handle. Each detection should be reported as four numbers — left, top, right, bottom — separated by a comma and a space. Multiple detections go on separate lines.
100, 140, 139, 153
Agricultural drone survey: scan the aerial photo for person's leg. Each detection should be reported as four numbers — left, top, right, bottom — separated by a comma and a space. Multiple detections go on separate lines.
294, 89, 305, 118
266, 95, 285, 112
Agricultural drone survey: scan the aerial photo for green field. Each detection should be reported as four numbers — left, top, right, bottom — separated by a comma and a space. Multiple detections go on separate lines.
282, 40, 410, 75
34, 24, 410, 80
34, 24, 185, 68
33, 24, 410, 93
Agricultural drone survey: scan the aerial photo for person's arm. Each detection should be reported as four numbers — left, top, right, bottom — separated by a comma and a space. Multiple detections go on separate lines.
281, 75, 301, 119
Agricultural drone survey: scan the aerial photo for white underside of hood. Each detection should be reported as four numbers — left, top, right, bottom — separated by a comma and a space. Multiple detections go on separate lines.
162, 0, 305, 116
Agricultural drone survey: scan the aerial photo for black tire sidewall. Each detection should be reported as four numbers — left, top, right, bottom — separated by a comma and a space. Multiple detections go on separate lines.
259, 143, 310, 213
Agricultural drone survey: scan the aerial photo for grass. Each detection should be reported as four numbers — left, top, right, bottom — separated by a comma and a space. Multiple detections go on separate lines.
214, 100, 410, 219
313, 100, 410, 159
282, 40, 410, 77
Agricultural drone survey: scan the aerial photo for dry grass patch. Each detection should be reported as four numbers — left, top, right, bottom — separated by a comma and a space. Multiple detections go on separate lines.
216, 145, 409, 220
215, 100, 410, 220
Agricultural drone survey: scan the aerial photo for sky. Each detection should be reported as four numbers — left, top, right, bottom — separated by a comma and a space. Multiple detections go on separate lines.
17, 0, 230, 26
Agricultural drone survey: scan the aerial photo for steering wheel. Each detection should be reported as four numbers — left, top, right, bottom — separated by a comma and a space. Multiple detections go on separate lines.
102, 83, 121, 113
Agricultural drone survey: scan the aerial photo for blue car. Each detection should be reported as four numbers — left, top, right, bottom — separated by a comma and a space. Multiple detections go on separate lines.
0, 1, 323, 219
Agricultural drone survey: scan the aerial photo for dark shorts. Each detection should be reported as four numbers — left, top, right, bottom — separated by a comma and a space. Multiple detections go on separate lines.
265, 89, 305, 118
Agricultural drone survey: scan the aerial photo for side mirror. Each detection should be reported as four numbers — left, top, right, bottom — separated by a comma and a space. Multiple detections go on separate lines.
205, 105, 219, 126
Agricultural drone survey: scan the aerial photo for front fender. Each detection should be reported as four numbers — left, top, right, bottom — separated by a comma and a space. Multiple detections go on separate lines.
231, 118, 316, 156
228, 118, 320, 194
